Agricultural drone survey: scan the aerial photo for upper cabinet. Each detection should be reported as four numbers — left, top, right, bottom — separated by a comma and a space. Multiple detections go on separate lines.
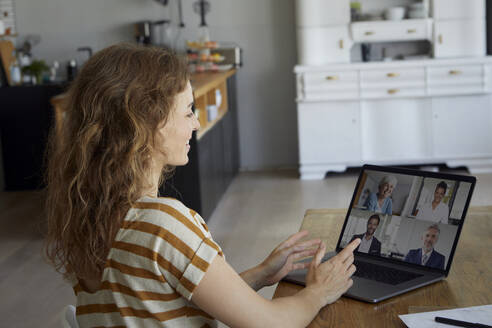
431, 0, 485, 20
433, 20, 486, 58
432, 0, 486, 58
295, 0, 350, 27
297, 26, 352, 65
295, 0, 487, 65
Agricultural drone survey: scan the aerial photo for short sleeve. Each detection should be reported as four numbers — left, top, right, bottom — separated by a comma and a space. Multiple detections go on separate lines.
138, 199, 223, 301
175, 237, 220, 300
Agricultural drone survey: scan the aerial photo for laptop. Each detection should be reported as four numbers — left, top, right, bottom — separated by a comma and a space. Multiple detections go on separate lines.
284, 164, 476, 303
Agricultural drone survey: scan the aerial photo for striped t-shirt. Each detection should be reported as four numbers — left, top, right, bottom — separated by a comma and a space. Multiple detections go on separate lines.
73, 197, 223, 327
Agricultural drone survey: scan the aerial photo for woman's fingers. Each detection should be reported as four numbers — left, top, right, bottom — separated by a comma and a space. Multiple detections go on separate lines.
312, 242, 326, 268
291, 248, 318, 261
280, 230, 310, 249
291, 238, 322, 251
337, 238, 360, 262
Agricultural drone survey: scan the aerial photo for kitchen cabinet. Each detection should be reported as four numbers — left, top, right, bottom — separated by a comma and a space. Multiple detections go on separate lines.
360, 98, 432, 161
295, 0, 350, 65
295, 58, 492, 179
294, 0, 492, 179
433, 20, 486, 58
431, 0, 485, 20
299, 69, 358, 101
427, 63, 489, 95
297, 26, 352, 65
431, 95, 492, 158
160, 72, 239, 220
294, 0, 350, 27
0, 84, 64, 190
298, 101, 360, 179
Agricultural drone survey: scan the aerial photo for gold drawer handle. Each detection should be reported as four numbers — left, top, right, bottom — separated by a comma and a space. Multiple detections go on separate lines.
449, 70, 462, 75
365, 31, 375, 36
387, 89, 400, 94
407, 29, 417, 34
438, 34, 443, 44
339, 39, 344, 49
326, 75, 339, 81
387, 72, 400, 78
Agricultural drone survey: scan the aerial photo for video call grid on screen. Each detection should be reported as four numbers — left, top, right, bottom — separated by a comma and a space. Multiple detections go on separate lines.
338, 168, 474, 272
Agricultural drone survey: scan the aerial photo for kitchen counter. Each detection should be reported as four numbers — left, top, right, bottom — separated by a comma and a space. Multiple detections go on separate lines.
191, 69, 236, 98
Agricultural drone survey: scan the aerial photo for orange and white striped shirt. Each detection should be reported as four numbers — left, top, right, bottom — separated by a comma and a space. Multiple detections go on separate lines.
73, 197, 223, 327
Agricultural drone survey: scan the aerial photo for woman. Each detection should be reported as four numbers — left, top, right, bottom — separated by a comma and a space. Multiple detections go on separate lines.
45, 43, 359, 327
415, 181, 449, 224
364, 175, 398, 215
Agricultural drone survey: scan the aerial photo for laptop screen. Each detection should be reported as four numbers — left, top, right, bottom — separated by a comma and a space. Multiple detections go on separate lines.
337, 165, 475, 274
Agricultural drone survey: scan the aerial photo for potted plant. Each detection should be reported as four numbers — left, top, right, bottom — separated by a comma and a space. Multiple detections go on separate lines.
21, 59, 49, 85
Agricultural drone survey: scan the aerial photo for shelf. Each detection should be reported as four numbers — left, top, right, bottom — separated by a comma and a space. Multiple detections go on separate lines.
190, 69, 236, 140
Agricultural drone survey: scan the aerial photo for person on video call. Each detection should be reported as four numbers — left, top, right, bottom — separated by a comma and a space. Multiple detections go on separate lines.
364, 175, 398, 215
404, 224, 445, 270
415, 181, 449, 224
350, 214, 382, 256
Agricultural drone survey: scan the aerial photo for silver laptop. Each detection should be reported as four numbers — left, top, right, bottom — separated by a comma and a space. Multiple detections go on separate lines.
284, 164, 476, 303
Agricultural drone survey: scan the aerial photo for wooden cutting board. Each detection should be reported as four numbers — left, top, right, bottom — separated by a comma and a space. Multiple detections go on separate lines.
0, 40, 15, 85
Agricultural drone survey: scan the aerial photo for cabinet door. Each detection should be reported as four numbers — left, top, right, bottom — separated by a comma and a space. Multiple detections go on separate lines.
297, 26, 352, 65
432, 95, 492, 158
361, 98, 432, 161
298, 101, 360, 164
432, 0, 484, 20
197, 122, 225, 220
434, 20, 486, 58
295, 0, 350, 27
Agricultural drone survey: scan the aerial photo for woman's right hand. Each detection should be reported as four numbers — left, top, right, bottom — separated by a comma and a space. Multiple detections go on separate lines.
305, 238, 360, 306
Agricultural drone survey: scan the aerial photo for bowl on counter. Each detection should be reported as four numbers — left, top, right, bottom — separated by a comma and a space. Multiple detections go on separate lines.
384, 7, 406, 21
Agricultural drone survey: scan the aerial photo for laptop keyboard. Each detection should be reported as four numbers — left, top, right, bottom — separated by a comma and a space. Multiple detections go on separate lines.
353, 260, 423, 285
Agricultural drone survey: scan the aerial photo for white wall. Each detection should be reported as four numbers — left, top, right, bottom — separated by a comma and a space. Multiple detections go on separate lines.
15, 0, 299, 170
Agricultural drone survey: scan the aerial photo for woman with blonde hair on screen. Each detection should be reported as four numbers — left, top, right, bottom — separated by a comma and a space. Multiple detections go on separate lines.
364, 175, 398, 215
45, 43, 359, 327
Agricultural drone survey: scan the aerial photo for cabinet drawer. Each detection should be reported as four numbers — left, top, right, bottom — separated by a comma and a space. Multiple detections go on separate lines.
428, 65, 485, 95
428, 65, 483, 85
361, 68, 425, 86
302, 71, 359, 100
361, 86, 426, 99
351, 19, 431, 43
303, 71, 358, 88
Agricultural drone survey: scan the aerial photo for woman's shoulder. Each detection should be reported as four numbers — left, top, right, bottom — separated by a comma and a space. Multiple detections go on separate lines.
127, 196, 206, 234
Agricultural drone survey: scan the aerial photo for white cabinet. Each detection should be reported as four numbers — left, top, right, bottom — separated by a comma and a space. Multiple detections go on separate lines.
431, 0, 485, 20
351, 19, 432, 43
428, 64, 485, 95
299, 70, 358, 101
433, 20, 486, 58
361, 99, 432, 161
431, 95, 492, 158
295, 0, 350, 27
360, 67, 426, 99
298, 101, 360, 173
295, 0, 351, 65
295, 59, 492, 179
297, 26, 352, 65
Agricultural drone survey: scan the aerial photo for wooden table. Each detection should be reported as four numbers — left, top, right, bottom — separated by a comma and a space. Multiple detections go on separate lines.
273, 207, 492, 328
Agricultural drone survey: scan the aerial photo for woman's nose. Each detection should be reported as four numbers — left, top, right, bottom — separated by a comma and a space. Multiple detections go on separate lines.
193, 115, 201, 131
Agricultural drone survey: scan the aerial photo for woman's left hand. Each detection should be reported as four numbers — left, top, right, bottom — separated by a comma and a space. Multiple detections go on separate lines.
259, 230, 321, 286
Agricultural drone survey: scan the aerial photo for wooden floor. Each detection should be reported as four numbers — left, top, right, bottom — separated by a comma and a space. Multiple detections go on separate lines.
1, 169, 491, 327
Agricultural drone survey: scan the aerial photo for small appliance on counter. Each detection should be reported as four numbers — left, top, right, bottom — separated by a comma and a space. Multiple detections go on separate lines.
186, 41, 241, 73
213, 43, 242, 68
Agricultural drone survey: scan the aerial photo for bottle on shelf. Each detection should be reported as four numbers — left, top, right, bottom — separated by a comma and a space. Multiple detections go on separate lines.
10, 58, 21, 85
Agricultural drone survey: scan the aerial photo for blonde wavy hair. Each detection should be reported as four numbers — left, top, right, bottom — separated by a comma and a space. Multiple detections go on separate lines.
44, 43, 189, 281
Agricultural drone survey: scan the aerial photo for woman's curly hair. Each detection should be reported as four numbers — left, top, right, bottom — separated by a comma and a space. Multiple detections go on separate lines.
44, 43, 189, 281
